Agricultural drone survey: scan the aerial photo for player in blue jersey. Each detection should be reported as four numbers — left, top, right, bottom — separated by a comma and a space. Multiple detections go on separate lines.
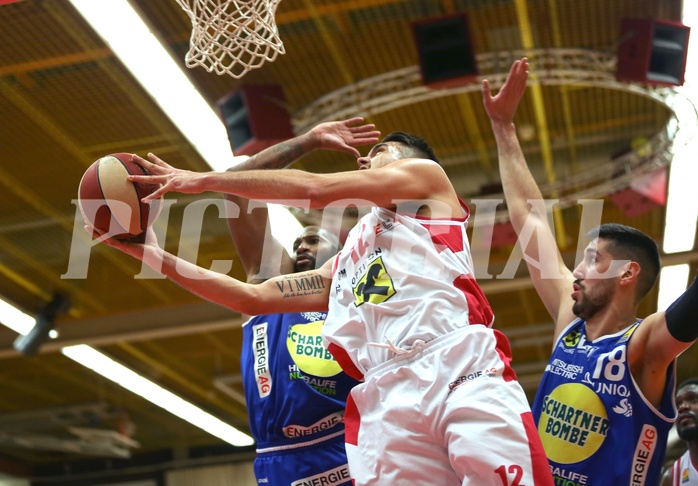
222, 118, 374, 485
483, 57, 698, 485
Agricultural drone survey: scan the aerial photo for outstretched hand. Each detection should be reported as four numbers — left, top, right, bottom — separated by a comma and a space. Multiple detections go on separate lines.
309, 117, 381, 157
482, 57, 529, 125
128, 153, 206, 202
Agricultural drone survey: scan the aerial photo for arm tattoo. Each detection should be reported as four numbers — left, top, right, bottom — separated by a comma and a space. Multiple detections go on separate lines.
274, 273, 326, 298
264, 142, 305, 168
230, 141, 306, 172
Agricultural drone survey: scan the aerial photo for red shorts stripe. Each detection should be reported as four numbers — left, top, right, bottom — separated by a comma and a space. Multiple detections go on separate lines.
493, 329, 518, 382
521, 411, 554, 485
328, 342, 364, 382
344, 393, 360, 447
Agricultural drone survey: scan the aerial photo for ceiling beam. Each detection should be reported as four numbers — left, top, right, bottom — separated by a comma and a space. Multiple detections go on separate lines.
277, 0, 404, 25
0, 48, 112, 77
299, 0, 356, 87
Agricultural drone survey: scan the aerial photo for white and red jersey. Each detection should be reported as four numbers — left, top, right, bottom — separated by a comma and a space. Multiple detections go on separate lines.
324, 200, 494, 381
670, 451, 698, 486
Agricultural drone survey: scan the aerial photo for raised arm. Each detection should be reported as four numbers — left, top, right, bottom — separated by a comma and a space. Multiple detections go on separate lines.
224, 118, 379, 282
482, 58, 576, 335
94, 226, 333, 315
629, 273, 698, 406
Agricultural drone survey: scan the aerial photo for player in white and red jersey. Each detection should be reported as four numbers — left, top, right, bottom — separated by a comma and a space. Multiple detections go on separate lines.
662, 379, 698, 486
666, 452, 698, 486
96, 100, 553, 484
324, 190, 550, 484
325, 201, 492, 375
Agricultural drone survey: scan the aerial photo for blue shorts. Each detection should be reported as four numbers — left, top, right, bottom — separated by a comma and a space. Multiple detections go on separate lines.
253, 432, 352, 485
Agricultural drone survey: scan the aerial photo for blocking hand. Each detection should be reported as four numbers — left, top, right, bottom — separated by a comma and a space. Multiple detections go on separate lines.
309, 117, 381, 158
482, 57, 529, 125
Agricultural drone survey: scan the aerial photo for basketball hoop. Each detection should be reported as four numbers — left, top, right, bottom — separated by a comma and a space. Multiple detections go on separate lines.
175, 0, 285, 79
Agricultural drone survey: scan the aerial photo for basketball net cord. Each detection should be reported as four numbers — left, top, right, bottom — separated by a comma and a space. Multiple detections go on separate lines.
175, 0, 285, 79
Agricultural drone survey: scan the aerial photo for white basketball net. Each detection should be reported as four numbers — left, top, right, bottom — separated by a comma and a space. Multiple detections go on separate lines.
175, 0, 285, 79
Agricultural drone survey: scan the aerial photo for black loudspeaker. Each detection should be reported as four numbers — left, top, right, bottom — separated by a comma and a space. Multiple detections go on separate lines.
217, 85, 295, 156
616, 18, 690, 86
412, 14, 478, 89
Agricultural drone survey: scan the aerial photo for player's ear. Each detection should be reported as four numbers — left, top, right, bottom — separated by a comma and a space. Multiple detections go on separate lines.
619, 261, 641, 287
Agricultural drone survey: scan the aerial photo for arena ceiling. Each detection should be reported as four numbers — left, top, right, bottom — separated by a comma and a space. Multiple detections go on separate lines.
0, 0, 695, 481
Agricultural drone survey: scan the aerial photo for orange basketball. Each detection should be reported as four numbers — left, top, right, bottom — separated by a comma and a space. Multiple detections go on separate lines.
78, 153, 162, 241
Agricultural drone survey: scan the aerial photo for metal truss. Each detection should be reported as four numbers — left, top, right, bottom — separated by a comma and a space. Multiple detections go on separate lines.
291, 49, 697, 215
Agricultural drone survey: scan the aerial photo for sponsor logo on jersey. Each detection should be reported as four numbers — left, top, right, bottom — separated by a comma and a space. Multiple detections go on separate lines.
252, 322, 272, 398
283, 411, 344, 438
558, 331, 597, 357
591, 380, 632, 399
291, 464, 351, 486
581, 344, 597, 358
555, 363, 632, 402
620, 325, 637, 344
286, 320, 343, 381
352, 256, 395, 306
563, 330, 581, 347
546, 359, 584, 380
350, 222, 372, 264
630, 425, 657, 486
448, 367, 497, 394
548, 466, 588, 486
613, 397, 633, 417
288, 364, 339, 396
538, 383, 609, 464
374, 218, 395, 236
349, 248, 384, 285
300, 311, 327, 322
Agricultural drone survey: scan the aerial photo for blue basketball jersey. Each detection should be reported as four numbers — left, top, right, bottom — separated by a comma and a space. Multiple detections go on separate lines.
241, 311, 358, 485
532, 319, 676, 486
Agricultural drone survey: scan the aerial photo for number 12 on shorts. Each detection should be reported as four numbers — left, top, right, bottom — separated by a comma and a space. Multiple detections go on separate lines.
494, 464, 524, 486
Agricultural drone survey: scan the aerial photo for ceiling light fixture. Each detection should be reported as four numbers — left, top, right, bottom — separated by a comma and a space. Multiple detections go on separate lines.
0, 297, 253, 447
0, 296, 36, 335
62, 345, 254, 447
66, 0, 240, 172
